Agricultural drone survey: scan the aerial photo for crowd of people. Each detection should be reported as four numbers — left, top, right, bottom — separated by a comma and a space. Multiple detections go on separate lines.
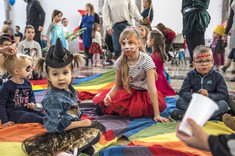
0, 0, 235, 155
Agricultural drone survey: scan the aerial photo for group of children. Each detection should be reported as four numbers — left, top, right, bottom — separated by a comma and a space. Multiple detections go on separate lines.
0, 21, 235, 154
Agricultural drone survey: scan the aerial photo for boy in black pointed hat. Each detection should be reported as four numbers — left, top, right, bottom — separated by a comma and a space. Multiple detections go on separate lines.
22, 38, 105, 156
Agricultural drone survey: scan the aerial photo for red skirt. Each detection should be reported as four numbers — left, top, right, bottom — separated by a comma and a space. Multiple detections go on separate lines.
89, 42, 102, 54
93, 88, 167, 118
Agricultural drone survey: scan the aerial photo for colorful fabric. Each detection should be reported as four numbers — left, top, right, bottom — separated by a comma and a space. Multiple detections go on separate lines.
0, 70, 234, 155
93, 88, 166, 117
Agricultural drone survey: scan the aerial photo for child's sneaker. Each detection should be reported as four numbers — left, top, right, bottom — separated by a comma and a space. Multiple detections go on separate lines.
222, 113, 235, 131
170, 110, 185, 120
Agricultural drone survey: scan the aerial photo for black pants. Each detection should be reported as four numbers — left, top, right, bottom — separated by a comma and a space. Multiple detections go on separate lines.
85, 48, 93, 66
228, 48, 235, 62
186, 31, 205, 62
34, 30, 42, 47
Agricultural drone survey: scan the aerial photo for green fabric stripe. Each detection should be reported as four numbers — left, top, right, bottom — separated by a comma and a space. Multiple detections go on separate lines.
74, 70, 116, 87
128, 121, 180, 141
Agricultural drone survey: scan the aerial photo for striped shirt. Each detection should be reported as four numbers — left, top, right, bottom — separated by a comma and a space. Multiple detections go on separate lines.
115, 52, 156, 90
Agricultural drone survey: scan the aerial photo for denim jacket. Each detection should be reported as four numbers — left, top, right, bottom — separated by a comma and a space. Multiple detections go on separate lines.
179, 69, 229, 102
42, 85, 81, 133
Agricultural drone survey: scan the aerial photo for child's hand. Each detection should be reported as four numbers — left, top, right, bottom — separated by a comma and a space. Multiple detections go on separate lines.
176, 118, 210, 151
47, 42, 51, 48
198, 89, 208, 97
27, 103, 35, 109
222, 34, 227, 42
104, 94, 112, 107
82, 119, 92, 127
3, 121, 15, 127
154, 115, 170, 123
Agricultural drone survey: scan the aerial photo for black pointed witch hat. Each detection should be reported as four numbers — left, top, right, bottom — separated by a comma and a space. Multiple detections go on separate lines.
45, 38, 73, 68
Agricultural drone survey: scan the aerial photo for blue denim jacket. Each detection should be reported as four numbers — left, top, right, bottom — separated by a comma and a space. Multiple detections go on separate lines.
42, 85, 82, 133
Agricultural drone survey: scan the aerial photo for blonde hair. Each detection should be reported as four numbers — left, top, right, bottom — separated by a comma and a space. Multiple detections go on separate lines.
1, 25, 9, 34
91, 23, 100, 38
193, 45, 213, 60
0, 54, 32, 75
118, 27, 143, 94
86, 3, 95, 15
137, 25, 149, 41
149, 30, 167, 62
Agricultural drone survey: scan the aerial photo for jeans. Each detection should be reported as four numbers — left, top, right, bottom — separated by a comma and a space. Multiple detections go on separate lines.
176, 97, 228, 117
112, 21, 129, 57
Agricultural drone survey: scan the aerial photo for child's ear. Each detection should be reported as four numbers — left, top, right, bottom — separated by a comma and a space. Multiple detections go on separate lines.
71, 70, 74, 75
13, 69, 20, 75
192, 61, 196, 68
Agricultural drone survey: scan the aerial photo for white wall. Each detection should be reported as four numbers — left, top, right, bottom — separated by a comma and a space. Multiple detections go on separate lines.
0, 0, 223, 52
152, 0, 223, 39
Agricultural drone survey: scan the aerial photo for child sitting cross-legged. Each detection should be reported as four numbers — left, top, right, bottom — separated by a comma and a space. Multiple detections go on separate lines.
171, 45, 229, 120
22, 38, 105, 156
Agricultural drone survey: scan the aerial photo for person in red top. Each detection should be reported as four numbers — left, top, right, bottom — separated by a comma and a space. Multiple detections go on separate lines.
156, 23, 176, 60
147, 30, 176, 97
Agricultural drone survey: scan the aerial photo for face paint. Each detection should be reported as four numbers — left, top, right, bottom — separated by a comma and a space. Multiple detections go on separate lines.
26, 65, 31, 72
195, 53, 211, 60
120, 36, 138, 57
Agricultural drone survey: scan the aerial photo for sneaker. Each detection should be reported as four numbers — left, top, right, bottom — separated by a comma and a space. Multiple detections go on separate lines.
221, 67, 227, 72
222, 113, 235, 131
170, 110, 185, 120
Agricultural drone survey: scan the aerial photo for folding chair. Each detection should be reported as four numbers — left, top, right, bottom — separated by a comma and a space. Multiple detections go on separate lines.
168, 33, 187, 66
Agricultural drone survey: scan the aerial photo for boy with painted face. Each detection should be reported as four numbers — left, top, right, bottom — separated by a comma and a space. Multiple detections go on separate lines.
171, 45, 229, 120
93, 27, 169, 123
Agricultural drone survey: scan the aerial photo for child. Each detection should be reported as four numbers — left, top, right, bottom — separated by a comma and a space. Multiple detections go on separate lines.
172, 45, 229, 120
210, 25, 227, 71
0, 36, 13, 85
93, 27, 169, 123
0, 54, 44, 127
1, 25, 15, 44
22, 38, 105, 155
89, 23, 103, 67
137, 25, 152, 53
15, 25, 23, 42
46, 9, 67, 48
18, 25, 42, 80
147, 30, 176, 96
62, 17, 69, 49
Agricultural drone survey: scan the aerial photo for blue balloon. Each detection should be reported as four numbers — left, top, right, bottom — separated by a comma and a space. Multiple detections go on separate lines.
9, 0, 15, 6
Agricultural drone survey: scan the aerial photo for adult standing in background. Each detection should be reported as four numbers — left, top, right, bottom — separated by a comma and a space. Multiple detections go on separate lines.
222, 0, 235, 82
103, 0, 143, 59
80, 3, 99, 66
24, 0, 45, 47
182, 0, 210, 67
141, 0, 153, 29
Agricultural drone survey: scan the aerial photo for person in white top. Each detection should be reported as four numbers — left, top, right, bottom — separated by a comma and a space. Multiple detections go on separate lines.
18, 25, 42, 79
62, 18, 69, 50
93, 27, 169, 123
90, 23, 103, 67
103, 0, 143, 59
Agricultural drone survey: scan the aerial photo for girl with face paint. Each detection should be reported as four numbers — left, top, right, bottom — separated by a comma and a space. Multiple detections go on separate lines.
0, 54, 44, 127
93, 27, 169, 123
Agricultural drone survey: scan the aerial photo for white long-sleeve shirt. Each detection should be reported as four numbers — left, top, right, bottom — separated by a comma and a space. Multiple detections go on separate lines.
103, 0, 142, 28
92, 31, 102, 46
